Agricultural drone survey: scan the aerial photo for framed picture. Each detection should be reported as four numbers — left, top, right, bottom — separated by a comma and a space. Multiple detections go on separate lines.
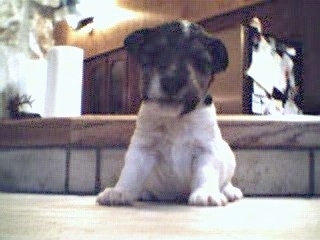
208, 24, 303, 115
243, 26, 303, 115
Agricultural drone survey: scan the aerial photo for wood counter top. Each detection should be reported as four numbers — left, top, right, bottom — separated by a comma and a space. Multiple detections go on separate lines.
1, 115, 320, 148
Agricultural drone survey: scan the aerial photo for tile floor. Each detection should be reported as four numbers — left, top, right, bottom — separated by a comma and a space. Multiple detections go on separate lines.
0, 192, 319, 240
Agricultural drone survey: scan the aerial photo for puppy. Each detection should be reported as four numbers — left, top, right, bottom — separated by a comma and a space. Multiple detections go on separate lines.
97, 21, 243, 206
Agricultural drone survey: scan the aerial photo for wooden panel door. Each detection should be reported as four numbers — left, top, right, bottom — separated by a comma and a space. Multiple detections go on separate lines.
106, 49, 128, 114
126, 54, 142, 114
82, 48, 142, 114
82, 55, 108, 114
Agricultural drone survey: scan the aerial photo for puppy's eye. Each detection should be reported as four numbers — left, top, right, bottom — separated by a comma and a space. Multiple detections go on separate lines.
155, 51, 172, 70
158, 60, 170, 71
193, 53, 212, 74
140, 55, 153, 67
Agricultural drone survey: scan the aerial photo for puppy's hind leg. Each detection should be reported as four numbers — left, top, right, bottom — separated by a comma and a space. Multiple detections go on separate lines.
97, 147, 157, 206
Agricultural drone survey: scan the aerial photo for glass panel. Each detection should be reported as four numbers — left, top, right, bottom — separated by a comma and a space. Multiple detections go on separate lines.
109, 61, 126, 113
91, 63, 105, 113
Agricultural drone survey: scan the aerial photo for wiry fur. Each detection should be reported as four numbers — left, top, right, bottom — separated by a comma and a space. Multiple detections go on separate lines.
97, 21, 242, 206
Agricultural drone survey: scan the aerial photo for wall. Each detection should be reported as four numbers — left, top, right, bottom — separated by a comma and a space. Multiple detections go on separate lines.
1, 147, 319, 196
209, 25, 244, 113
299, 2, 320, 114
53, 0, 261, 58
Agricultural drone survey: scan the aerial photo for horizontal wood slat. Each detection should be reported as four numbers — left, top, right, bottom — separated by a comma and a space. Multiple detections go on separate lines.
1, 115, 320, 148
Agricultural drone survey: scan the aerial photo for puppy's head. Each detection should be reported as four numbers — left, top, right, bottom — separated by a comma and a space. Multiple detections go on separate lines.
124, 21, 228, 115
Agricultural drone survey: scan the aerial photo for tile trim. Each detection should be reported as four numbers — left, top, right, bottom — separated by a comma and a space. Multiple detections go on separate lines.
65, 147, 71, 193
95, 149, 101, 194
309, 150, 315, 195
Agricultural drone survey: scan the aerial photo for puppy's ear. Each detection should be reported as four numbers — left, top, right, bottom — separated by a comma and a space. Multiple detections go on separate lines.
190, 23, 228, 74
124, 29, 151, 57
205, 37, 229, 74
202, 35, 229, 74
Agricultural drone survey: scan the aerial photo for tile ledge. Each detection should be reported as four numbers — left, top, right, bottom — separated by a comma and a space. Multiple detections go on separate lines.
218, 114, 320, 123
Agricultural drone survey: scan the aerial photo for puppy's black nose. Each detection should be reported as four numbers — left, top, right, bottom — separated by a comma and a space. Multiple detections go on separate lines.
161, 76, 185, 96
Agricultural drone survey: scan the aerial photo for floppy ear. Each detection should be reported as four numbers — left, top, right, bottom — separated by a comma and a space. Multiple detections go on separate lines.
210, 38, 229, 74
190, 23, 228, 74
124, 28, 151, 57
205, 37, 229, 74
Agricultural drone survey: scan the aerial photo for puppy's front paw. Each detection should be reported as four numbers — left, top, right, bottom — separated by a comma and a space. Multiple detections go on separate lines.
223, 184, 243, 202
96, 188, 134, 206
188, 189, 228, 206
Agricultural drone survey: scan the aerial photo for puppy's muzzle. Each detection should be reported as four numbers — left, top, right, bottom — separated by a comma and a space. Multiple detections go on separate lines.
160, 64, 188, 96
160, 76, 185, 96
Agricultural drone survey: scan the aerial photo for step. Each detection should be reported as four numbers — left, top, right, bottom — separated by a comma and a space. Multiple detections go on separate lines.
0, 115, 320, 196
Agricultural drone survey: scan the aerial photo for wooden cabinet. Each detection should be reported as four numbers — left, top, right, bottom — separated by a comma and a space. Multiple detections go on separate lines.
82, 48, 141, 114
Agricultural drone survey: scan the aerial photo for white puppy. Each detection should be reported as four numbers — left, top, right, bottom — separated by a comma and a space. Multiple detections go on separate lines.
97, 21, 243, 206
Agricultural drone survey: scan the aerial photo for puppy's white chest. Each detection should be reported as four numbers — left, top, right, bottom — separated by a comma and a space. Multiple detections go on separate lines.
143, 121, 200, 197
155, 120, 195, 160
160, 133, 193, 170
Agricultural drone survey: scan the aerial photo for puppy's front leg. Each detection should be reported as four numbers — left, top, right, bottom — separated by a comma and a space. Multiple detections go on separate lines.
189, 153, 227, 206
97, 146, 156, 206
